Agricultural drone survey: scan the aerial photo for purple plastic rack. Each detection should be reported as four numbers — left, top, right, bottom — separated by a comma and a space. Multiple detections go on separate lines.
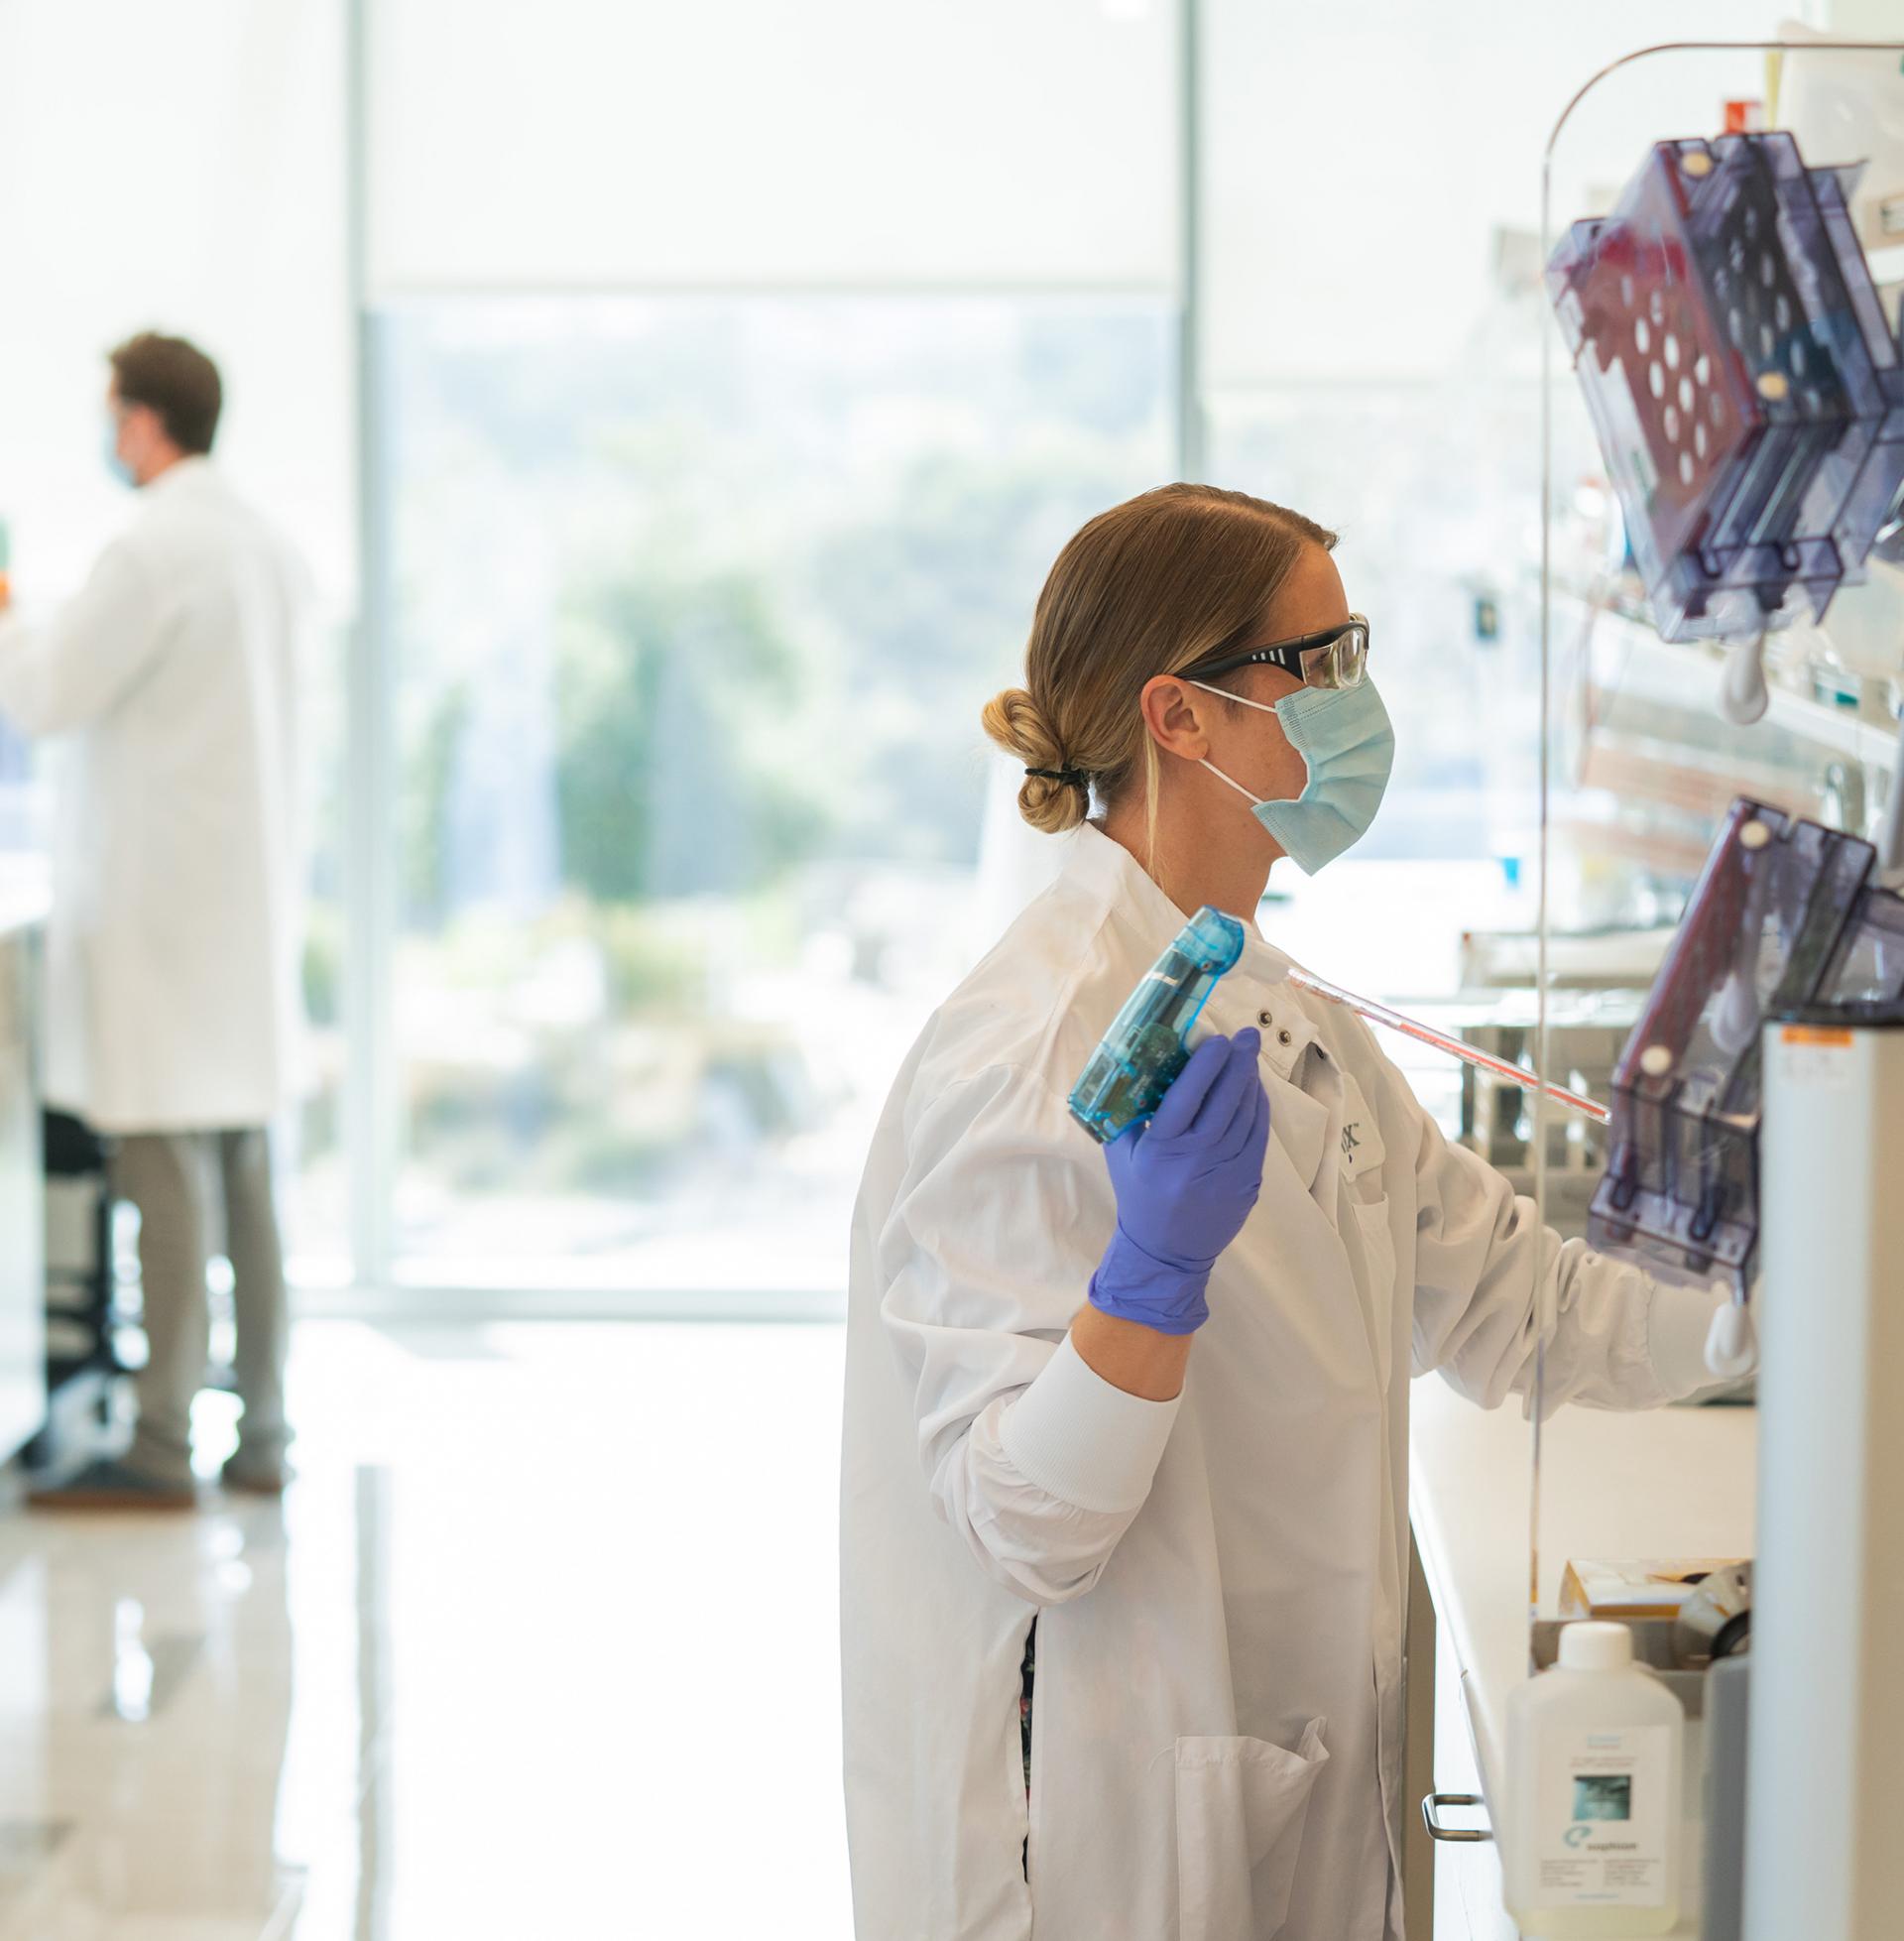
1549, 131, 1904, 642
1589, 799, 1904, 1292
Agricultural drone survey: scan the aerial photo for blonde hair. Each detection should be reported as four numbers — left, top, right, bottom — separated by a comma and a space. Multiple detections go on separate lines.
982, 483, 1337, 836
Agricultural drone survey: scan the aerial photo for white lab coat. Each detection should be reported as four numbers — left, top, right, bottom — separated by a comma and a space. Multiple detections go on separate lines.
0, 459, 309, 1132
840, 823, 1720, 1941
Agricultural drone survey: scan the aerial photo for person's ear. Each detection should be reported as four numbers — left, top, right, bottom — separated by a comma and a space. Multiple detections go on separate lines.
121, 403, 160, 457
1137, 674, 1220, 764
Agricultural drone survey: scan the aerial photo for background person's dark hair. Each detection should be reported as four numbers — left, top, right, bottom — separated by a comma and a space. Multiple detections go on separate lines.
108, 332, 223, 456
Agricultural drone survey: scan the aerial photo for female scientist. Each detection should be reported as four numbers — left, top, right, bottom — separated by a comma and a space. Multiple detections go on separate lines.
839, 484, 1726, 1941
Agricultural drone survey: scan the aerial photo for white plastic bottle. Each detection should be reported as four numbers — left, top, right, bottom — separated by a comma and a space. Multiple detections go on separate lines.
1503, 1621, 1682, 1937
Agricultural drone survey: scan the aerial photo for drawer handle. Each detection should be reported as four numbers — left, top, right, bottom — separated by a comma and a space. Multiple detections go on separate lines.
1421, 1792, 1491, 1843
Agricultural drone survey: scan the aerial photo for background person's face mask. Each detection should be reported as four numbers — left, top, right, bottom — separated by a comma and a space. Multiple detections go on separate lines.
102, 419, 134, 487
1190, 677, 1395, 875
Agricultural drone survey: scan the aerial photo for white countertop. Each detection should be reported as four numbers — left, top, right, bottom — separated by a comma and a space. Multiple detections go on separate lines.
1409, 1374, 1758, 1937
0, 858, 50, 936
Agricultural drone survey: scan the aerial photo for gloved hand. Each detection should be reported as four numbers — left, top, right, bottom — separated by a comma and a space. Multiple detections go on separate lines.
1089, 1029, 1271, 1336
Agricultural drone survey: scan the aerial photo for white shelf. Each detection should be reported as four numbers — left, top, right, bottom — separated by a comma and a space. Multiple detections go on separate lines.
1592, 607, 1900, 774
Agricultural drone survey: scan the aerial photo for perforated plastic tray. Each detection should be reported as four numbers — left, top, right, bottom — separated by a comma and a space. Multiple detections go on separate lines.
1589, 798, 1904, 1289
1548, 131, 1904, 642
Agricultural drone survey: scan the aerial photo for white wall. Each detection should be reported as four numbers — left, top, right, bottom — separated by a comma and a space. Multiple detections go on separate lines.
1201, 2, 1815, 389
0, 1, 352, 603
368, 0, 1178, 295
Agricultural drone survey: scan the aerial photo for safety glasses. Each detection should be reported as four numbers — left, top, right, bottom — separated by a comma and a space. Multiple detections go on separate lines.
1182, 614, 1370, 691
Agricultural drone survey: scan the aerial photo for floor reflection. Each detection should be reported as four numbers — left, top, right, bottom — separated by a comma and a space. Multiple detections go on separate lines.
0, 1482, 307, 1936
0, 1319, 850, 1938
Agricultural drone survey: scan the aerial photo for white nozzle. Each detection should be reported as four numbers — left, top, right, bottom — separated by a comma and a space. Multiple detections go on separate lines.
1719, 632, 1770, 726
1705, 1301, 1758, 1380
1710, 970, 1761, 1058
1880, 761, 1904, 883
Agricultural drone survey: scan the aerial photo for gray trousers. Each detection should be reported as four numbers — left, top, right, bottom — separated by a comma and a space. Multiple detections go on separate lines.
109, 1129, 291, 1487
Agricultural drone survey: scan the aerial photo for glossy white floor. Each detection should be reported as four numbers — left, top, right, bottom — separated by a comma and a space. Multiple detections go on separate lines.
0, 1321, 854, 1939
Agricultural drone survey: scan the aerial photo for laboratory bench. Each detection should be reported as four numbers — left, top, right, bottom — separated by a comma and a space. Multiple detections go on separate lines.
0, 879, 46, 1467
1406, 1374, 1757, 1940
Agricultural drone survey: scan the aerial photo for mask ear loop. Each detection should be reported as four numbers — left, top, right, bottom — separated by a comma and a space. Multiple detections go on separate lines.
1184, 682, 1275, 807
1187, 677, 1278, 716
1199, 758, 1264, 805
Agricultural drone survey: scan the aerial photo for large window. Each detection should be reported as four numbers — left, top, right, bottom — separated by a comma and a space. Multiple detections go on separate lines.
375, 297, 1173, 1291
14, 4, 1834, 1302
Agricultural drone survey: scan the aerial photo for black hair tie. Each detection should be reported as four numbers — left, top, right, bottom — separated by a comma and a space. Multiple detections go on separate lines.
1025, 766, 1086, 787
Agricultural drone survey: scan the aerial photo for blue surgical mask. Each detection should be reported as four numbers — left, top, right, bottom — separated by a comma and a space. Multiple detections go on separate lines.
103, 422, 134, 488
1190, 676, 1395, 875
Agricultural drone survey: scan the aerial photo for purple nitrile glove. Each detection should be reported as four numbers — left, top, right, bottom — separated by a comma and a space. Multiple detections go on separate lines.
1089, 1029, 1271, 1337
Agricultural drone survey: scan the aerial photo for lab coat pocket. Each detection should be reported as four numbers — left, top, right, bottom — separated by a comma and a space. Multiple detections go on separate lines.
1350, 1196, 1398, 1390
1174, 1719, 1329, 1941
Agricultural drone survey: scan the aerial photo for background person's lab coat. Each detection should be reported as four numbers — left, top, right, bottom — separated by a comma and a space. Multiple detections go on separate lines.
840, 823, 1724, 1941
0, 458, 308, 1132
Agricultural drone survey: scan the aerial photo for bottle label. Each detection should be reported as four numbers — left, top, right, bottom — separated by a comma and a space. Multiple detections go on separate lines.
1537, 1725, 1672, 1906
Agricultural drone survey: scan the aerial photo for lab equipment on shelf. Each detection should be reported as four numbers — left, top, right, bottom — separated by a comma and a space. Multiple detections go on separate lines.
1068, 906, 1245, 1144
1547, 130, 1904, 645
1587, 795, 1904, 1298
1532, 45, 1904, 1941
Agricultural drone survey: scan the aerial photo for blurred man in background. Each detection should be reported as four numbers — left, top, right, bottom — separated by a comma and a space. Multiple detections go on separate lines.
0, 331, 309, 1507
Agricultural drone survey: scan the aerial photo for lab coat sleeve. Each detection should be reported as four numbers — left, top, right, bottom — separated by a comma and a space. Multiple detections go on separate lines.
877, 1061, 1183, 1606
0, 538, 165, 736
1404, 1092, 1720, 1413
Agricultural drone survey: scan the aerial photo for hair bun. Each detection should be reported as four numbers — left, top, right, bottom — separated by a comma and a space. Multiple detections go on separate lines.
981, 686, 1089, 834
